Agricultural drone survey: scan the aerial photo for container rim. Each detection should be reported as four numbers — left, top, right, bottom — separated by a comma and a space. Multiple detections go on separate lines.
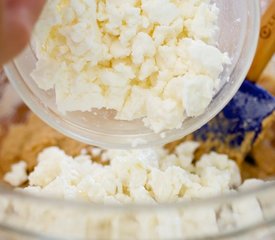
0, 179, 274, 211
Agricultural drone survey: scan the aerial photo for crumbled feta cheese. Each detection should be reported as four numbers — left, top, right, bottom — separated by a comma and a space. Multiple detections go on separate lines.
90, 147, 102, 157
32, 0, 230, 133
4, 161, 28, 187
174, 141, 200, 169
143, 95, 184, 132
1, 142, 268, 239
182, 207, 219, 237
28, 147, 65, 187
132, 32, 156, 65
232, 197, 264, 228
141, 0, 180, 26
185, 3, 219, 43
196, 152, 242, 188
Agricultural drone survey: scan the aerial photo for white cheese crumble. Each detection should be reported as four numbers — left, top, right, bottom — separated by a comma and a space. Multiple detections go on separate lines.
2, 142, 266, 239
31, 0, 230, 132
3, 161, 28, 187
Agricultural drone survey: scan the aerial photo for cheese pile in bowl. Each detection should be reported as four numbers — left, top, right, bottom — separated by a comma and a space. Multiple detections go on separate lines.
2, 142, 267, 239
31, 0, 230, 132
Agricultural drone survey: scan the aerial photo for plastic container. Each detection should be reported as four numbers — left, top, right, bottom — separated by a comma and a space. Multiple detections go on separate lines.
4, 0, 260, 149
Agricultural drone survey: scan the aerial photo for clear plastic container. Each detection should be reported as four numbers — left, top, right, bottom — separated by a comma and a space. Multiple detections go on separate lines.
4, 0, 260, 148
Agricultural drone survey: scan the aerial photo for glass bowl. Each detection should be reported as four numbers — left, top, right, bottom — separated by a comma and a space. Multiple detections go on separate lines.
0, 77, 274, 239
1, 180, 275, 240
0, 70, 275, 240
4, 0, 260, 148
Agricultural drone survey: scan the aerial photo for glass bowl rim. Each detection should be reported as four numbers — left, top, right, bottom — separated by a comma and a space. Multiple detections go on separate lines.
0, 180, 274, 211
